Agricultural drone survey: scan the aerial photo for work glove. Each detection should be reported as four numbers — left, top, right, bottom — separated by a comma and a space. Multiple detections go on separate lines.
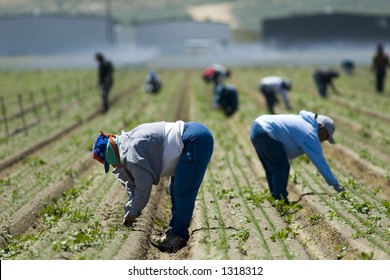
122, 211, 136, 227
333, 184, 345, 193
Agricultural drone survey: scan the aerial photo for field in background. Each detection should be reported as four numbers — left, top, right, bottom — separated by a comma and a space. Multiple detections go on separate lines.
0, 65, 389, 260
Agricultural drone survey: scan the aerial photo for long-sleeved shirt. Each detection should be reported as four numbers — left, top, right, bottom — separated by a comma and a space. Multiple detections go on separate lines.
259, 76, 291, 106
372, 52, 389, 72
313, 69, 338, 85
202, 64, 229, 84
254, 110, 339, 187
111, 121, 184, 218
259, 76, 287, 94
98, 60, 114, 85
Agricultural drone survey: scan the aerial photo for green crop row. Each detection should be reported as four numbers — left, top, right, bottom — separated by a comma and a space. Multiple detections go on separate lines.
1, 66, 389, 260
190, 65, 390, 259
0, 69, 145, 158
0, 69, 190, 259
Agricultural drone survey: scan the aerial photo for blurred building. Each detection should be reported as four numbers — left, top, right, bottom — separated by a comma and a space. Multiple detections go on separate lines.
133, 18, 231, 54
0, 13, 117, 55
263, 12, 390, 46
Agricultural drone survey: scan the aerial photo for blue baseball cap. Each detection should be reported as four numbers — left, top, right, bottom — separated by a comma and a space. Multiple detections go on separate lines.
92, 133, 110, 173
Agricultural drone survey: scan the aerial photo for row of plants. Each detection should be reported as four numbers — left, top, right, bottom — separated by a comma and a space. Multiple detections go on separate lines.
1, 66, 389, 260
0, 69, 189, 259
235, 67, 390, 174
190, 73, 309, 259
49, 69, 190, 260
1, 69, 92, 99
190, 65, 390, 259
0, 68, 152, 257
0, 69, 145, 159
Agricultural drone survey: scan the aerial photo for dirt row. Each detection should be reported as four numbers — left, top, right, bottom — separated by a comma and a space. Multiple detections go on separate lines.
0, 69, 193, 260
1, 68, 389, 260
0, 76, 148, 247
182, 71, 390, 259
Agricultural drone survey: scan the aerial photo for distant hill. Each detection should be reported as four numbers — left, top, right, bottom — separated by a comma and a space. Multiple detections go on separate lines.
1, 0, 389, 32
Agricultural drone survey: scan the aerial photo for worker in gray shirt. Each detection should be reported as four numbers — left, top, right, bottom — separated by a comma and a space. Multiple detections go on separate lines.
92, 121, 214, 253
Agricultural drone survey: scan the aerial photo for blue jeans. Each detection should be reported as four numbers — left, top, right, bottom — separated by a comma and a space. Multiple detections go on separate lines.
100, 81, 112, 112
260, 85, 278, 114
168, 122, 214, 240
313, 73, 327, 98
376, 69, 386, 93
250, 121, 290, 200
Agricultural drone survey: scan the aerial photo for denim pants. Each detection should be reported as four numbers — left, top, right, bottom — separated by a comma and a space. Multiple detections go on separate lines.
260, 85, 278, 114
376, 69, 386, 92
313, 74, 327, 98
168, 122, 214, 240
100, 81, 112, 112
250, 121, 290, 200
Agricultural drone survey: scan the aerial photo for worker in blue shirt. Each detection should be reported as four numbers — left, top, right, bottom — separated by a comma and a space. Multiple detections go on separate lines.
250, 110, 344, 202
144, 71, 162, 94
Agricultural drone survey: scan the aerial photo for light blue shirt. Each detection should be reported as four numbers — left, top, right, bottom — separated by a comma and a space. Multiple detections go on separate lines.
255, 110, 339, 187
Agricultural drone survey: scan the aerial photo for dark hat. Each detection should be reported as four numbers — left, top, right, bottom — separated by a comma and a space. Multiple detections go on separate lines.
282, 79, 292, 90
92, 133, 110, 173
95, 52, 104, 62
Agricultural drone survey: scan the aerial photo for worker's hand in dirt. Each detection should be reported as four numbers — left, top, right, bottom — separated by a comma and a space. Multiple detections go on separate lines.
333, 184, 345, 193
122, 212, 136, 227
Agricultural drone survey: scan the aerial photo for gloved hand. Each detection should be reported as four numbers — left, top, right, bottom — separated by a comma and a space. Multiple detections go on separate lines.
122, 212, 136, 227
333, 184, 345, 193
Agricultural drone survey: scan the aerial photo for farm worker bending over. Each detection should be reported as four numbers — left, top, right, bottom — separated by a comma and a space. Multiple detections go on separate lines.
259, 76, 292, 114
95, 52, 114, 112
144, 71, 163, 94
92, 121, 214, 253
202, 64, 231, 86
249, 110, 344, 202
313, 68, 339, 98
340, 59, 355, 75
214, 83, 239, 117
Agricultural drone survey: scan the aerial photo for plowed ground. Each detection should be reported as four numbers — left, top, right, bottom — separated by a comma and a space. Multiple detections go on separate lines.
1, 67, 389, 260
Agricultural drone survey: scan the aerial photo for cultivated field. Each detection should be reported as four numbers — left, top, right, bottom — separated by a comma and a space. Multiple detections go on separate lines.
0, 65, 389, 260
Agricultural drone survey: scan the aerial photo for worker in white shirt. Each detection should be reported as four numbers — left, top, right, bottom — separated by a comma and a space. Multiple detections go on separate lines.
259, 76, 292, 114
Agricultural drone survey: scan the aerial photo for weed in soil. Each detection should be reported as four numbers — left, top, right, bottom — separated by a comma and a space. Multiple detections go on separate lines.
0, 233, 44, 259
335, 244, 349, 260
360, 251, 374, 260
52, 221, 116, 252
270, 227, 293, 242
231, 227, 250, 255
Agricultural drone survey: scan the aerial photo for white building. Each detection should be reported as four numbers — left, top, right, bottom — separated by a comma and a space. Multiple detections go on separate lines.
0, 13, 116, 55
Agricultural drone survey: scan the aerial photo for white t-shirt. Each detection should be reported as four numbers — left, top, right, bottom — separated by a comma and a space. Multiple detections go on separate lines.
260, 76, 290, 100
260, 76, 284, 90
161, 121, 185, 177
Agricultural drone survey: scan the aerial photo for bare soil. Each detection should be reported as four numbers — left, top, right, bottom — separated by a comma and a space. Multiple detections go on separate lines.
1, 69, 389, 260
